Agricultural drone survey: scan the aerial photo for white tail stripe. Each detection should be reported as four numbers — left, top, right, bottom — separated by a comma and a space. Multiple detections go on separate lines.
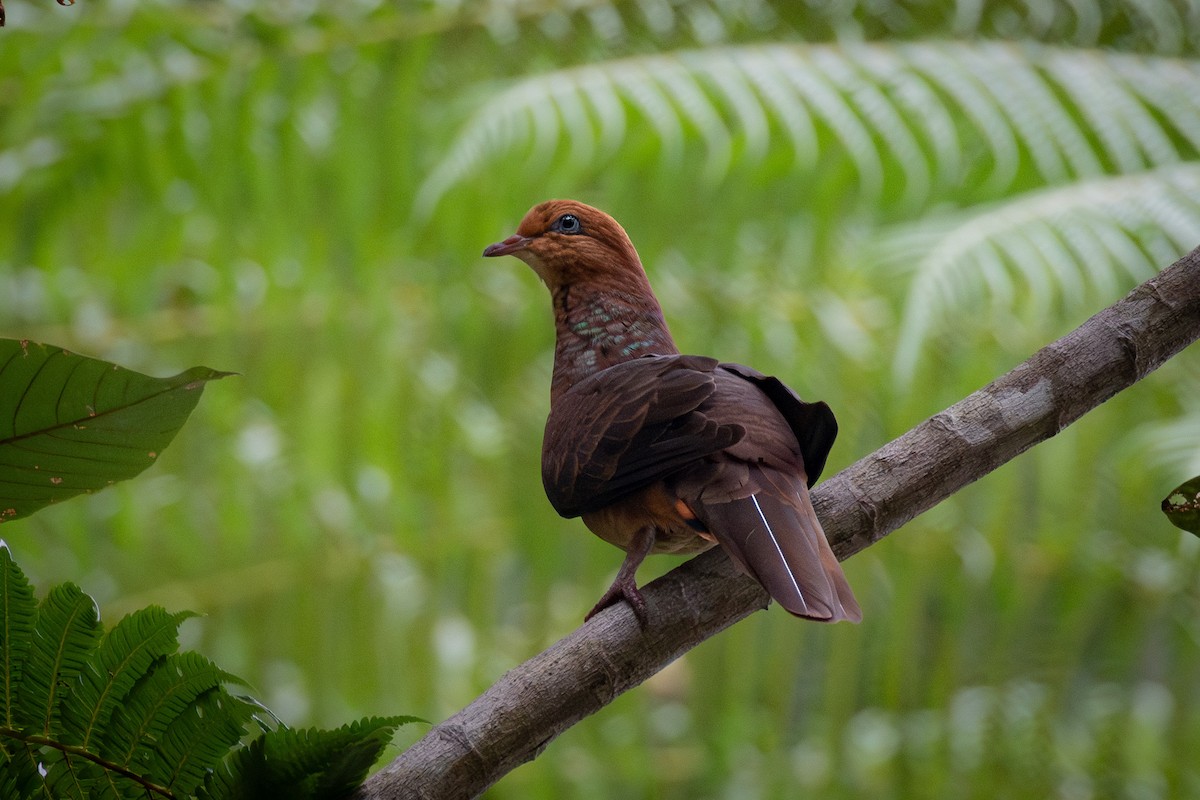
750, 493, 808, 613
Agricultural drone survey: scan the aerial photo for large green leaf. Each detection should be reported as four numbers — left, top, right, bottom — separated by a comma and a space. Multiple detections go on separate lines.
0, 339, 231, 524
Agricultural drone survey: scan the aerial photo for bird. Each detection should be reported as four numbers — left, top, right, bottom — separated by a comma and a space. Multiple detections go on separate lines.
483, 199, 860, 626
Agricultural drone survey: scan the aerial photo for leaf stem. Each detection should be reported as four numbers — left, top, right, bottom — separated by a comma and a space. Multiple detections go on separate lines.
0, 726, 177, 799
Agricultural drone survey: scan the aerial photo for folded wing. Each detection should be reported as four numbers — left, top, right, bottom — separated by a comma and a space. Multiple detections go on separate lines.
542, 353, 860, 622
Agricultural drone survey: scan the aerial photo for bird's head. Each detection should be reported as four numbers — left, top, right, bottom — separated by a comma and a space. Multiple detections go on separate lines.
482, 200, 646, 291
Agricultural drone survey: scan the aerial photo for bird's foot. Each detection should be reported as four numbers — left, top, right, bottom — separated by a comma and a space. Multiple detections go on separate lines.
586, 576, 648, 629
585, 526, 656, 629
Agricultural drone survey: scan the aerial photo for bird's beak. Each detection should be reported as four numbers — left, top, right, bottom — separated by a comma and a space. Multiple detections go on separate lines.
482, 234, 531, 258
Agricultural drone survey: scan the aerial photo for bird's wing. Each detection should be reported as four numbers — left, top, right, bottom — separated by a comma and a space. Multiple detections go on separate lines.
542, 354, 744, 517
718, 362, 838, 486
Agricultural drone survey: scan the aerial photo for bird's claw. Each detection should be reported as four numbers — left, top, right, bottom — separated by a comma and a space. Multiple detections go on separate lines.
586, 580, 648, 629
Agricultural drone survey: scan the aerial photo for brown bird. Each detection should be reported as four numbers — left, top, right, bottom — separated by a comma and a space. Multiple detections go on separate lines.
483, 200, 860, 626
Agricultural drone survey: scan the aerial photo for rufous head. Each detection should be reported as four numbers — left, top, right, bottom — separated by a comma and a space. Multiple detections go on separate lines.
482, 200, 646, 290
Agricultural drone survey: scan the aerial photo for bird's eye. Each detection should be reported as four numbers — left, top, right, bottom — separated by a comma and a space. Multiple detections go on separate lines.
555, 214, 581, 234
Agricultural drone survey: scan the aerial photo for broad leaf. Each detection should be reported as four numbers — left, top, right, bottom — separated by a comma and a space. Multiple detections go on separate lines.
1162, 477, 1200, 535
0, 339, 231, 523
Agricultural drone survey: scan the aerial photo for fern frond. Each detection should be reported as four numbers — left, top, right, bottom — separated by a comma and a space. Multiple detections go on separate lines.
304, 717, 419, 797
105, 651, 244, 767
404, 0, 1200, 56
60, 606, 195, 752
0, 765, 22, 800
1133, 388, 1200, 476
38, 750, 101, 798
201, 716, 422, 800
0, 542, 35, 729
149, 689, 254, 797
0, 744, 43, 799
17, 584, 101, 738
0, 547, 404, 799
886, 163, 1200, 381
414, 41, 1200, 218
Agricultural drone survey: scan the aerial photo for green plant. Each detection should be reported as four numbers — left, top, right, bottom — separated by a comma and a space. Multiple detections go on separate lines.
4, 1, 1200, 797
0, 543, 414, 798
0, 340, 416, 798
0, 339, 231, 523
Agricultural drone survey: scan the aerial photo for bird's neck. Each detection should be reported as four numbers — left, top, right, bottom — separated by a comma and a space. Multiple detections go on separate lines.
549, 282, 679, 402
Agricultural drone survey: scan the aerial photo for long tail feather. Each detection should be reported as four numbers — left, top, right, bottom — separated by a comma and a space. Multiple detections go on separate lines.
699, 476, 861, 623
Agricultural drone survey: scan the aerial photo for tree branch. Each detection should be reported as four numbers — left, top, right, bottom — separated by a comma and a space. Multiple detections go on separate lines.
357, 246, 1200, 800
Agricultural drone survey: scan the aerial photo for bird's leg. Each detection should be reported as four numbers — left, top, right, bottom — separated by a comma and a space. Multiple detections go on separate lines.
586, 526, 656, 628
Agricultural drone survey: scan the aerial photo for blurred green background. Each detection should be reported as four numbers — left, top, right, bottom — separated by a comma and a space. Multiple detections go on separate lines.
3, 0, 1200, 797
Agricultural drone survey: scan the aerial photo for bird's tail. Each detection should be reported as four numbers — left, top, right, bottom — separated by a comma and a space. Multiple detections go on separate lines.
698, 472, 861, 623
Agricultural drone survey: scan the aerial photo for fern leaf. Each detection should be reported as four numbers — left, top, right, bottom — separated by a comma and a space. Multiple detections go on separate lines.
60, 606, 194, 752
774, 47, 884, 201
414, 41, 1200, 218
305, 717, 420, 798
85, 768, 127, 800
39, 749, 102, 799
807, 46, 931, 206
0, 544, 404, 798
1134, 391, 1200, 476
0, 541, 35, 729
886, 163, 1200, 381
105, 651, 244, 768
16, 583, 100, 737
0, 764, 21, 800
148, 688, 253, 797
200, 716, 420, 800
0, 744, 44, 799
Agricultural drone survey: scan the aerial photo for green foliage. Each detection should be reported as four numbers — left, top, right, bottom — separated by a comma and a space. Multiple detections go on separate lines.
19, 582, 101, 736
3, 0, 1200, 798
0, 339, 232, 523
418, 38, 1200, 385
418, 41, 1200, 215
200, 717, 421, 799
1162, 477, 1200, 535
0, 544, 414, 799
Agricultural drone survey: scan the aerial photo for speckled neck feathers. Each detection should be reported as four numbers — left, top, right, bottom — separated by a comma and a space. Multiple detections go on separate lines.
549, 281, 679, 402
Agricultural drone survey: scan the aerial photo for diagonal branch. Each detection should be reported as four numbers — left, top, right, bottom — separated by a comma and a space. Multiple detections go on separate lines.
357, 245, 1200, 800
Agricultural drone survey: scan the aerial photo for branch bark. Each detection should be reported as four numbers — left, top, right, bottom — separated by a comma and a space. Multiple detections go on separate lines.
357, 246, 1200, 800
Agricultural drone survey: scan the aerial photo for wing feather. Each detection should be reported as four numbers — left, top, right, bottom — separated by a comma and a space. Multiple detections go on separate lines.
542, 355, 743, 516
543, 352, 861, 623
